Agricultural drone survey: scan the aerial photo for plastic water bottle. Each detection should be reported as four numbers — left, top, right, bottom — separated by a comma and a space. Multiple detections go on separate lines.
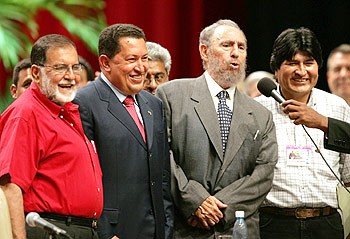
232, 211, 248, 239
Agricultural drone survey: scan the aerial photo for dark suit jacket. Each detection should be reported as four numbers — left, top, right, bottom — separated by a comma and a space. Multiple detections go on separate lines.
156, 75, 278, 239
74, 77, 173, 239
324, 117, 350, 153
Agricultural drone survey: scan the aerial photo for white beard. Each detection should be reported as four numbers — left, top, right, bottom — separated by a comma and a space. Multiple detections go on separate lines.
207, 51, 246, 88
39, 69, 77, 105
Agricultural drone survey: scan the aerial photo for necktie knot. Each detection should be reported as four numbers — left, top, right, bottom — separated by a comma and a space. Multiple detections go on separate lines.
217, 91, 228, 102
124, 96, 135, 106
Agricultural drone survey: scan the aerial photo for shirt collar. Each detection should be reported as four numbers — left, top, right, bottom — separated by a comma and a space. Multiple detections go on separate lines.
100, 72, 136, 103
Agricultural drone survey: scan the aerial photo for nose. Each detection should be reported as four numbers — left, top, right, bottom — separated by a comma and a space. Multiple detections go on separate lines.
295, 63, 307, 76
64, 67, 77, 80
339, 66, 350, 78
231, 46, 239, 58
135, 59, 148, 72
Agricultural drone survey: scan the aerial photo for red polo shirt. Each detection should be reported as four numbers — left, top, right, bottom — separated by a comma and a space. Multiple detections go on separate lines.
0, 83, 103, 218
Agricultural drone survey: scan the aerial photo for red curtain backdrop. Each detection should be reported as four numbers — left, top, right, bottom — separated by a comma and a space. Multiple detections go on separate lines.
0, 0, 205, 94
104, 0, 205, 81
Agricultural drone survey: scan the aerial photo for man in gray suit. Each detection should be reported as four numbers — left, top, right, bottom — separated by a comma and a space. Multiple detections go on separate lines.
156, 19, 278, 238
74, 24, 173, 239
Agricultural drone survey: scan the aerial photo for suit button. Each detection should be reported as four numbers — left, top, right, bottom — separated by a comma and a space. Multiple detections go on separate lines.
151, 181, 155, 186
149, 153, 153, 158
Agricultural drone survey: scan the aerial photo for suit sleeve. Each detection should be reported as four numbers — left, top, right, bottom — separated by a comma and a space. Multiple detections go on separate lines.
73, 96, 94, 141
157, 87, 211, 219
214, 111, 278, 225
324, 117, 350, 153
160, 103, 174, 239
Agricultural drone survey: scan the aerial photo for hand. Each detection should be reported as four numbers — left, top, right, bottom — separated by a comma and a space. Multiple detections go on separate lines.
281, 99, 328, 131
193, 196, 228, 229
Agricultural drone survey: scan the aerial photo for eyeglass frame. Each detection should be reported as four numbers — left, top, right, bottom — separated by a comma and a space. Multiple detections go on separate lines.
37, 63, 83, 75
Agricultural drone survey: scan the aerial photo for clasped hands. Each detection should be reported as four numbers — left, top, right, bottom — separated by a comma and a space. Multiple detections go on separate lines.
187, 196, 227, 230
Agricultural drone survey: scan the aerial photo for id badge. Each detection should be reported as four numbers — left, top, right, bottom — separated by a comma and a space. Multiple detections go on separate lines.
286, 145, 312, 166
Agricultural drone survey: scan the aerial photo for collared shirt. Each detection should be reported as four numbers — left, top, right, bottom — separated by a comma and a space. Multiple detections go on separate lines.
255, 88, 350, 208
0, 83, 103, 218
100, 72, 144, 125
204, 71, 236, 112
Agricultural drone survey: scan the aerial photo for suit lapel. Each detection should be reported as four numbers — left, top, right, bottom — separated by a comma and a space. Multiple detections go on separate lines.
95, 78, 147, 149
217, 90, 253, 179
137, 93, 153, 149
192, 76, 224, 161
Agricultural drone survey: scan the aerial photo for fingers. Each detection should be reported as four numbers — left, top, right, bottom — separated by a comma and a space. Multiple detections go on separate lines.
194, 207, 210, 229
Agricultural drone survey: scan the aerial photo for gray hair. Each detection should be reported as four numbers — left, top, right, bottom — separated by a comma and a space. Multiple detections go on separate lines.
327, 44, 350, 69
146, 41, 172, 75
199, 19, 246, 47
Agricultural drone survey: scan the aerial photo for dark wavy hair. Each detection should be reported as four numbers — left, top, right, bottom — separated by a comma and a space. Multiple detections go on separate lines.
270, 27, 323, 72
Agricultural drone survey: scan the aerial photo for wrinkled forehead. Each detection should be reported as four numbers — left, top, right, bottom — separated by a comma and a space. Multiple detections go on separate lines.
46, 46, 79, 64
211, 25, 246, 45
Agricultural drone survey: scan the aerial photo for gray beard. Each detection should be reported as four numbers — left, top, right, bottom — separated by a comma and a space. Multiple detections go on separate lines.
207, 56, 246, 89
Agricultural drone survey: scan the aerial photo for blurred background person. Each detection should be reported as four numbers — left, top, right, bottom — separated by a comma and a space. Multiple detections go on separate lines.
143, 41, 172, 95
10, 58, 32, 99
327, 44, 350, 105
238, 70, 275, 98
78, 56, 95, 88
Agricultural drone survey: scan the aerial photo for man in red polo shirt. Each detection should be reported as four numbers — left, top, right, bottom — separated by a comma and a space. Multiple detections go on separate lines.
0, 34, 103, 239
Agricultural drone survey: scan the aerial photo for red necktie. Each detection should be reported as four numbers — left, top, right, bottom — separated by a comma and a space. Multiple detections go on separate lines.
123, 96, 146, 142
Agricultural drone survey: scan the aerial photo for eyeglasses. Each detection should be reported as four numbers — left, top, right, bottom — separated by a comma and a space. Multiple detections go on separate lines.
144, 73, 167, 84
38, 64, 83, 75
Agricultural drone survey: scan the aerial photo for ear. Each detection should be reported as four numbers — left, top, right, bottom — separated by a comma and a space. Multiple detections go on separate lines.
199, 44, 209, 63
31, 65, 42, 85
10, 84, 17, 99
99, 55, 110, 72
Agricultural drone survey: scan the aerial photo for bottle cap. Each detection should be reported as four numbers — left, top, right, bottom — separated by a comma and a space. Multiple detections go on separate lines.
235, 210, 244, 218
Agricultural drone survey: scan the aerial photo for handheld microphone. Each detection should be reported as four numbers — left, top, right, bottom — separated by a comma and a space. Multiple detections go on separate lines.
26, 212, 68, 236
257, 77, 285, 103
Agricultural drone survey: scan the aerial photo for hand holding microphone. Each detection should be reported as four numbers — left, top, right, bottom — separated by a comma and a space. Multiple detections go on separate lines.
257, 77, 328, 130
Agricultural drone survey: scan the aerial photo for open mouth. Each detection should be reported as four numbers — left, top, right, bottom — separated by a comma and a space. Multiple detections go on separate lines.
58, 83, 75, 89
292, 78, 308, 83
130, 74, 144, 83
230, 62, 240, 69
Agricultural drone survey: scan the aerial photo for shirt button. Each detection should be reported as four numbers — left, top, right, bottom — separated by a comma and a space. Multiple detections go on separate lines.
93, 212, 97, 217
59, 115, 63, 119
70, 123, 74, 127
97, 187, 100, 192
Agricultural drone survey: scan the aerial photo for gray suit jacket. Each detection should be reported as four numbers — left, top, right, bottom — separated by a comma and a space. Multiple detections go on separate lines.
156, 75, 278, 239
74, 77, 173, 239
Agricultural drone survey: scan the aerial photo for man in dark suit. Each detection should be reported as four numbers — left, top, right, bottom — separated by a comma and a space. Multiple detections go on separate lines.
325, 118, 350, 153
156, 19, 278, 239
74, 23, 173, 239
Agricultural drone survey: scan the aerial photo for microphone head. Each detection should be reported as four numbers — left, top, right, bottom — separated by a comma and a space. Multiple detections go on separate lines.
257, 77, 277, 97
26, 212, 40, 227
